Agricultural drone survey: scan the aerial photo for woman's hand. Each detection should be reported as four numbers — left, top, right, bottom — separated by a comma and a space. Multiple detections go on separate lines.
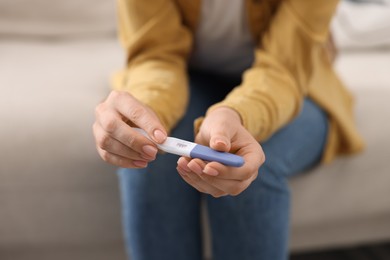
177, 107, 265, 197
93, 90, 167, 168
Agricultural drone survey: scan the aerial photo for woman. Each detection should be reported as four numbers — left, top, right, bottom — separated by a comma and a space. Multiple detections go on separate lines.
93, 0, 364, 259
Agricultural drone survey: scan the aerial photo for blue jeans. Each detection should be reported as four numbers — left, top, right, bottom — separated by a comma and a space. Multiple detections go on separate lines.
118, 71, 328, 260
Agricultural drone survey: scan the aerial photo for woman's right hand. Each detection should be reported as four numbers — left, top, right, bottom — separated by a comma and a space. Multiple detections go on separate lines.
93, 90, 167, 168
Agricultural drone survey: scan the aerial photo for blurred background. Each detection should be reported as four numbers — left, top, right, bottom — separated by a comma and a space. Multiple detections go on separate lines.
0, 0, 389, 259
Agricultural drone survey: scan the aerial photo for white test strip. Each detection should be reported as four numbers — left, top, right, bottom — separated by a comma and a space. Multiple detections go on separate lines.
134, 128, 244, 167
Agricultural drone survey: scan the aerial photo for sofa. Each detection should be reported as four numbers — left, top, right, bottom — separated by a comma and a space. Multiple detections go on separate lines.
1, 1, 389, 259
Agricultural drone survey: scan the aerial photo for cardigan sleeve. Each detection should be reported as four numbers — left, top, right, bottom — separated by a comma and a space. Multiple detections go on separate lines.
112, 0, 192, 131
205, 0, 339, 141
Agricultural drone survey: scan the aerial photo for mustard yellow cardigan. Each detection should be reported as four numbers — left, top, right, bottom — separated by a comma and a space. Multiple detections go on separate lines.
112, 0, 364, 163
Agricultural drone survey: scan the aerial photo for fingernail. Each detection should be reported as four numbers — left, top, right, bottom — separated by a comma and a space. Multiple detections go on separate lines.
133, 160, 147, 168
203, 167, 219, 176
153, 129, 166, 143
177, 158, 191, 172
188, 161, 203, 175
142, 145, 157, 157
214, 138, 227, 146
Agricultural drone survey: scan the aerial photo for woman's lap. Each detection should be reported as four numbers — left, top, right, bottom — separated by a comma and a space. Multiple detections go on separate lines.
118, 71, 328, 260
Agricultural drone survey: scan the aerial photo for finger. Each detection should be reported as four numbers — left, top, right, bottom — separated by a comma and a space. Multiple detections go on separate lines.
202, 140, 264, 180
200, 161, 259, 196
109, 91, 167, 143
184, 159, 254, 196
187, 158, 208, 175
199, 173, 256, 196
187, 157, 242, 181
97, 146, 148, 168
93, 123, 156, 161
97, 111, 158, 158
186, 159, 235, 194
177, 166, 227, 197
202, 160, 258, 181
177, 156, 192, 172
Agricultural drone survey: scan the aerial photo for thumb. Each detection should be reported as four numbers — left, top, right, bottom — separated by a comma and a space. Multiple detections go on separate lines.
209, 128, 232, 152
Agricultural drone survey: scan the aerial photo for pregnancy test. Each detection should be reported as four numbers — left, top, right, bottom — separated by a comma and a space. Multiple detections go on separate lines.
134, 128, 244, 167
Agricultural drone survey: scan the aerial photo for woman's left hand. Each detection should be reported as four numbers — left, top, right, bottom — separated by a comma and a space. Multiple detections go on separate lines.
176, 107, 265, 197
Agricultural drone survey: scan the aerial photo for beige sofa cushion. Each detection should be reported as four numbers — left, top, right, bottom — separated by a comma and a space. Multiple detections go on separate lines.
332, 1, 390, 49
0, 0, 116, 38
290, 49, 390, 251
0, 38, 125, 253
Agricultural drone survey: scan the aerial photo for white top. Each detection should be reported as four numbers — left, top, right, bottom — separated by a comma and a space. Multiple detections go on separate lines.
189, 0, 255, 75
